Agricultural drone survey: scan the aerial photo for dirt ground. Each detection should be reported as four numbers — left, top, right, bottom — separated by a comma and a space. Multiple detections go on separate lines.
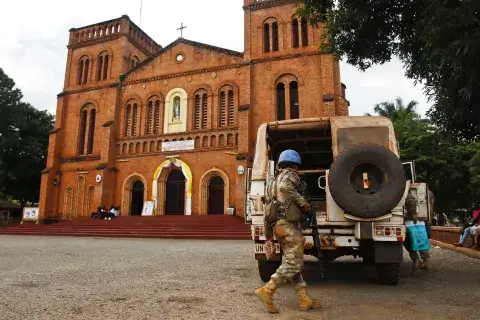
0, 235, 479, 320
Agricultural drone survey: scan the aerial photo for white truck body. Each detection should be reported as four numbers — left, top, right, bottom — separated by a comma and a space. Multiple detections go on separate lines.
246, 117, 432, 284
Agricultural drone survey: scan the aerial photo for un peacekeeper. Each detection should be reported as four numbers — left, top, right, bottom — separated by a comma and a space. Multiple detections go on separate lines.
255, 150, 321, 313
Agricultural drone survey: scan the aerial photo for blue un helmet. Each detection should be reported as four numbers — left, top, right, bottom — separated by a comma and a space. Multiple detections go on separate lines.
278, 149, 301, 167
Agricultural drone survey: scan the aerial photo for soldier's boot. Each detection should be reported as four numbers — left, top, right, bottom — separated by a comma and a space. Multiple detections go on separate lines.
255, 279, 279, 314
420, 258, 431, 270
296, 287, 322, 311
411, 259, 421, 274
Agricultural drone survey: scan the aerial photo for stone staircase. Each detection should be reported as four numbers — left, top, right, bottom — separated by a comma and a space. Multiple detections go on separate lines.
0, 215, 251, 240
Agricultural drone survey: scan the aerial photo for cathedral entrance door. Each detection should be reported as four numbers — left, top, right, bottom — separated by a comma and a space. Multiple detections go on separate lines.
165, 170, 185, 215
208, 176, 224, 215
130, 181, 144, 216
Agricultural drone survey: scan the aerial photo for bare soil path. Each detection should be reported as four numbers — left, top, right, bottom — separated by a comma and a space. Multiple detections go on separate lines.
0, 236, 479, 320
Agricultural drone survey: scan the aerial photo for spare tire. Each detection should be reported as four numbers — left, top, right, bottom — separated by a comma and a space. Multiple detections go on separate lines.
328, 144, 406, 218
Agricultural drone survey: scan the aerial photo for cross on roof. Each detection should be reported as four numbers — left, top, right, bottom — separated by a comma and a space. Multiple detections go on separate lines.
177, 22, 187, 38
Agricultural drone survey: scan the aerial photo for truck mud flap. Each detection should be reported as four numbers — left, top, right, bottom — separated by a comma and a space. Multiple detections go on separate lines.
374, 242, 403, 263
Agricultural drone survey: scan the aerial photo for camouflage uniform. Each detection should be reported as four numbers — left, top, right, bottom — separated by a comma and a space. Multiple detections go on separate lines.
267, 168, 308, 288
271, 220, 307, 289
256, 156, 320, 313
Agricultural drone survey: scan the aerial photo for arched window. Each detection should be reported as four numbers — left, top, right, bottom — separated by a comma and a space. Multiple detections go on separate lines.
78, 103, 96, 155
125, 104, 132, 136
301, 18, 308, 47
276, 83, 286, 121
219, 85, 235, 127
147, 96, 161, 135
202, 93, 208, 128
263, 23, 270, 53
292, 18, 299, 48
125, 100, 140, 137
77, 56, 90, 85
202, 136, 209, 148
289, 81, 299, 119
227, 134, 234, 146
96, 51, 109, 81
210, 135, 217, 148
133, 103, 139, 136
164, 88, 188, 134
78, 110, 88, 154
87, 109, 96, 154
272, 22, 279, 52
77, 60, 84, 85
172, 96, 181, 121
147, 101, 154, 134
194, 89, 208, 130
276, 74, 300, 121
219, 134, 225, 147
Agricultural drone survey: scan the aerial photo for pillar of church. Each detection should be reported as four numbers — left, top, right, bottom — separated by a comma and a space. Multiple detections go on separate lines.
96, 86, 121, 208
38, 94, 68, 222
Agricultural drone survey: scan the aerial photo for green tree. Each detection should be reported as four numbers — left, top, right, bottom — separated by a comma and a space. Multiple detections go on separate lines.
374, 97, 418, 122
298, 0, 480, 140
0, 68, 54, 204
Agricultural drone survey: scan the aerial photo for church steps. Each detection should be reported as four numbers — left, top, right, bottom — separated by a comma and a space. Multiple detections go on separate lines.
0, 216, 251, 240
0, 232, 250, 240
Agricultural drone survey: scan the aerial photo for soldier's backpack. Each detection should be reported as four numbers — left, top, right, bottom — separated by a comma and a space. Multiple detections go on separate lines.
264, 172, 282, 238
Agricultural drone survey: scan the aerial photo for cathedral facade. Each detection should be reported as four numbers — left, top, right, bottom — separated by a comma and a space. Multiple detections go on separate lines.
38, 0, 349, 220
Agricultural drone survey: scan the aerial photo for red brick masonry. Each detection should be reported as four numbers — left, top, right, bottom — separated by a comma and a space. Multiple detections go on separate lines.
430, 226, 471, 246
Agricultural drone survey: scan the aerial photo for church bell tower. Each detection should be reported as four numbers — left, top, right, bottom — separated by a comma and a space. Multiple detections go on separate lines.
243, 0, 319, 61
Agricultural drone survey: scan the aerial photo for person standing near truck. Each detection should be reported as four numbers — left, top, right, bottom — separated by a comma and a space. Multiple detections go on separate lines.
255, 150, 321, 313
404, 191, 431, 272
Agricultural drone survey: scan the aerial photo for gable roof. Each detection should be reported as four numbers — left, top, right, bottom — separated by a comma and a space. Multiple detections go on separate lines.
124, 37, 244, 77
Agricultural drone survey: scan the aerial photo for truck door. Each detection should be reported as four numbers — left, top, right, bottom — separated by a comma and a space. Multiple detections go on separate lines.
245, 167, 252, 224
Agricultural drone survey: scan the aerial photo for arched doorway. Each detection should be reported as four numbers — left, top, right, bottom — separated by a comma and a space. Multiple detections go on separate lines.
130, 181, 144, 216
208, 176, 225, 215
165, 170, 185, 215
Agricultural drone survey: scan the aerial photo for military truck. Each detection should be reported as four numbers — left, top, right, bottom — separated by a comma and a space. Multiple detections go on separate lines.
245, 117, 432, 285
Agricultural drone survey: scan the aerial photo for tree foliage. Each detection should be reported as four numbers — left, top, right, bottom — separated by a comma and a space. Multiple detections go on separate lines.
0, 68, 54, 204
374, 97, 418, 122
372, 97, 480, 220
298, 0, 480, 140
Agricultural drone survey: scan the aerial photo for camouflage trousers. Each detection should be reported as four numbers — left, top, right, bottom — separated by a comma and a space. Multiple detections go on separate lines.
270, 219, 307, 289
403, 242, 430, 261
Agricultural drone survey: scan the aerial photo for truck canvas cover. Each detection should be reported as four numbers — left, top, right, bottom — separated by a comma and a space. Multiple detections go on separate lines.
251, 116, 399, 181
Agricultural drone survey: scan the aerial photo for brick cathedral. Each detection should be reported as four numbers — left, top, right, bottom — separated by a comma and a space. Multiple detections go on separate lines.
38, 0, 349, 221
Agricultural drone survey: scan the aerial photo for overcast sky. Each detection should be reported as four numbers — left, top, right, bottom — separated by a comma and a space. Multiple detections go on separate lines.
0, 0, 431, 117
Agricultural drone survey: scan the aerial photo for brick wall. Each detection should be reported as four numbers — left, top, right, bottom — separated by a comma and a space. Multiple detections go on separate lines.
430, 226, 474, 247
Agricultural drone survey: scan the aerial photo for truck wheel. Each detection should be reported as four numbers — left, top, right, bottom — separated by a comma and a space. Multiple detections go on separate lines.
258, 260, 281, 282
362, 252, 375, 265
329, 144, 406, 218
376, 263, 400, 285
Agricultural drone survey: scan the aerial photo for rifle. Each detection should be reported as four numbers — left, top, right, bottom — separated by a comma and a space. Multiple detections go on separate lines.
302, 201, 324, 279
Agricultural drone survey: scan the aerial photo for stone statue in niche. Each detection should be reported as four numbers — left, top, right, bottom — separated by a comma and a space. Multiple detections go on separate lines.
173, 96, 181, 121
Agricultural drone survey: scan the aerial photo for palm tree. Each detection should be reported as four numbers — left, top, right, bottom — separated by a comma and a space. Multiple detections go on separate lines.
374, 97, 419, 121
